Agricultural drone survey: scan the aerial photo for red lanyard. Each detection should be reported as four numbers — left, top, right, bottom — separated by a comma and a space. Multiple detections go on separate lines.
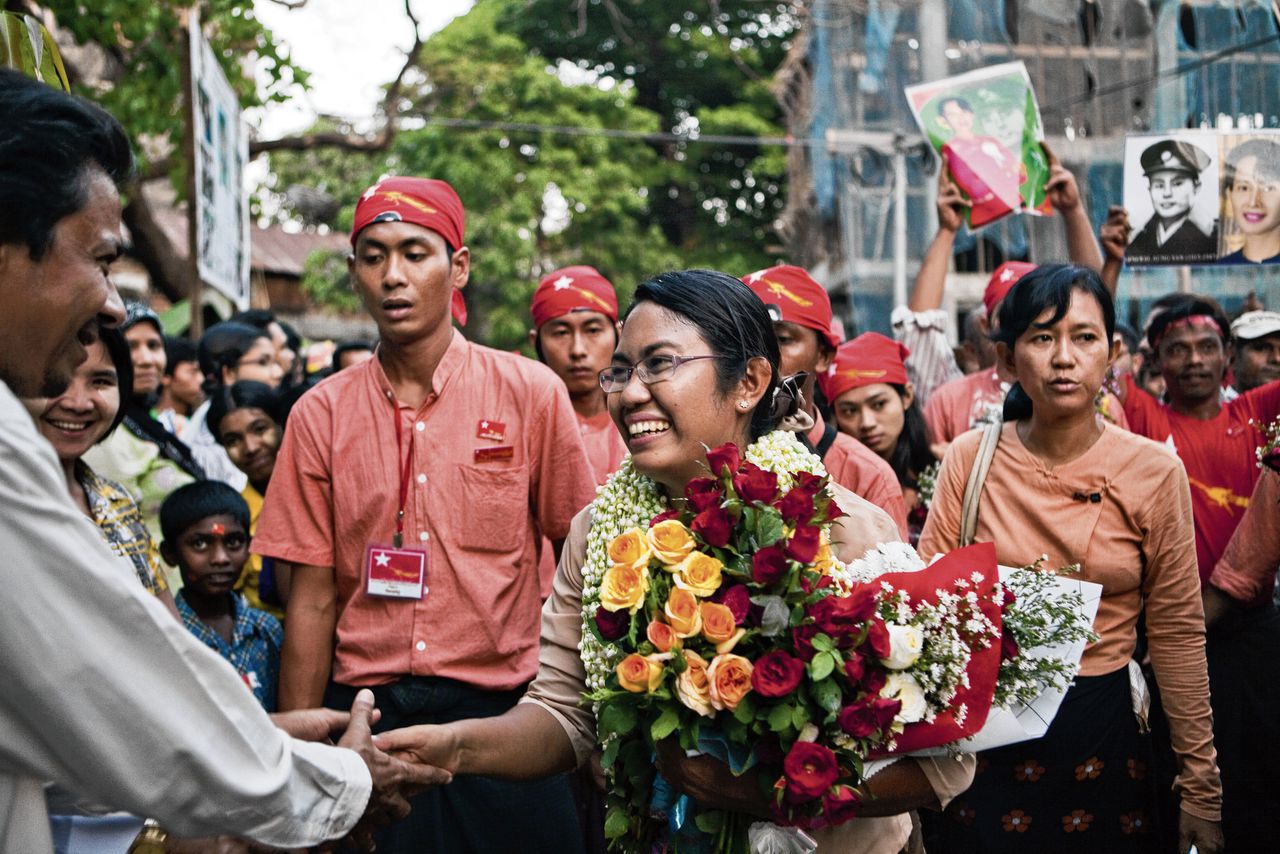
387, 390, 415, 548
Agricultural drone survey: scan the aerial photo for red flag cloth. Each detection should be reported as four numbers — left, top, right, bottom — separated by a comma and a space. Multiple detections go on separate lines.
818, 333, 911, 402
742, 265, 841, 350
867, 542, 1004, 757
529, 266, 618, 328
351, 177, 469, 326
982, 261, 1038, 317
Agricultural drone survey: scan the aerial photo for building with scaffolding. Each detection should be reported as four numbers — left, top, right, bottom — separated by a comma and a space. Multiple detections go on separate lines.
780, 0, 1280, 337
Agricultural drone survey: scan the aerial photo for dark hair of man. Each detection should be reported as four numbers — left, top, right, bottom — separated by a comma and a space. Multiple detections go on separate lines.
1114, 322, 1140, 357
207, 380, 282, 445
1147, 296, 1231, 353
628, 269, 781, 441
0, 68, 133, 259
97, 325, 133, 443
197, 321, 270, 393
163, 336, 198, 378
160, 480, 251, 546
886, 384, 936, 489
939, 96, 973, 115
229, 309, 276, 331
278, 320, 302, 355
331, 340, 374, 372
1223, 137, 1280, 189
991, 263, 1116, 422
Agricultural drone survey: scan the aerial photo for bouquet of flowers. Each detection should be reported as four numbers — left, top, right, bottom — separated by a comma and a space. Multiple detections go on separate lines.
579, 432, 1093, 852
1253, 414, 1280, 473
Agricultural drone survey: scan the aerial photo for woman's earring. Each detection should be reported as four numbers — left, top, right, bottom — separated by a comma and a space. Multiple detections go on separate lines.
738, 400, 749, 410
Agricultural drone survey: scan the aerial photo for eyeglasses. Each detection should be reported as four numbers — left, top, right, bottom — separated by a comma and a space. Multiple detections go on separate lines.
237, 354, 276, 369
598, 354, 723, 393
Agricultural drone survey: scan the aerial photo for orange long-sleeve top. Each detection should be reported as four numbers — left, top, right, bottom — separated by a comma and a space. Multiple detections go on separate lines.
918, 421, 1221, 822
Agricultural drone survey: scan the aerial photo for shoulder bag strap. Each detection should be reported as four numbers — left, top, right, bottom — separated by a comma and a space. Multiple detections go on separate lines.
959, 422, 1002, 547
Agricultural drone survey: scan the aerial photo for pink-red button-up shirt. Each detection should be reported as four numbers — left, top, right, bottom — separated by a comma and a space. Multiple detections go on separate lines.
254, 332, 597, 691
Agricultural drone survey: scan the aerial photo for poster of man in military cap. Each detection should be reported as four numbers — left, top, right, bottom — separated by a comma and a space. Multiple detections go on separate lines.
1123, 132, 1220, 266
906, 62, 1052, 230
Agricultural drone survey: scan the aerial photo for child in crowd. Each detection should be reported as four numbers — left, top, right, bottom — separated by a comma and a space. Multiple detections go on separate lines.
159, 482, 282, 712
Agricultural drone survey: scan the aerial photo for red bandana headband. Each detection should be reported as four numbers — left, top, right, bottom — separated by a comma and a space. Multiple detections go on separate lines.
742, 265, 841, 351
530, 266, 618, 328
819, 332, 911, 403
1153, 314, 1224, 349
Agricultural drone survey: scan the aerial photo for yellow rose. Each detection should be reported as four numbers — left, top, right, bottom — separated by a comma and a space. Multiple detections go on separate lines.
813, 533, 835, 575
707, 653, 754, 712
673, 551, 724, 597
617, 653, 665, 693
676, 650, 715, 717
607, 527, 652, 571
647, 519, 696, 567
646, 619, 680, 653
599, 564, 649, 613
664, 587, 703, 637
700, 602, 738, 644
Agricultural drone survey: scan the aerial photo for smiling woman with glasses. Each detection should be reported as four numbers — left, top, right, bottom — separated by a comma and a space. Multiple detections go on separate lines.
374, 269, 974, 854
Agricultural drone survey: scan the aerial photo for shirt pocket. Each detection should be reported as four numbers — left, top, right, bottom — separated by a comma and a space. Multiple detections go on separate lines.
452, 462, 530, 553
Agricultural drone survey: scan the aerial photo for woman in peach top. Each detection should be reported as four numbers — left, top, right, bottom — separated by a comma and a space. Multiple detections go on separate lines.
918, 264, 1222, 854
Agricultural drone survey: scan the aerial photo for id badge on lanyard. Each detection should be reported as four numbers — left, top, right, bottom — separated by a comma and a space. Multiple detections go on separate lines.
367, 389, 429, 600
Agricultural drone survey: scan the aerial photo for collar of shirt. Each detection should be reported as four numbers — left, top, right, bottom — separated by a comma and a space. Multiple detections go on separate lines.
1156, 215, 1190, 245
177, 590, 264, 652
369, 330, 469, 415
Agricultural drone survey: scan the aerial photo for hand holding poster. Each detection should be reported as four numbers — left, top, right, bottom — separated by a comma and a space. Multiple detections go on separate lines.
906, 62, 1051, 229
1124, 129, 1280, 267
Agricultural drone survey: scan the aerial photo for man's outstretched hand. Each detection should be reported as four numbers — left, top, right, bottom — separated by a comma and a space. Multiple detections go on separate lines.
336, 689, 452, 851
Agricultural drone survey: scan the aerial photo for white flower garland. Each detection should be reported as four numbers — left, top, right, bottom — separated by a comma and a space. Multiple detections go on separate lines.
579, 431, 828, 695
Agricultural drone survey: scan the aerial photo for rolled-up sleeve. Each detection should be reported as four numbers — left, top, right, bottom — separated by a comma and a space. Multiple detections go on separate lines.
1209, 469, 1279, 606
0, 388, 370, 847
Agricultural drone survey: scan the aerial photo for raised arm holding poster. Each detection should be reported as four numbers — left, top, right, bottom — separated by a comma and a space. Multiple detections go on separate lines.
906, 62, 1051, 229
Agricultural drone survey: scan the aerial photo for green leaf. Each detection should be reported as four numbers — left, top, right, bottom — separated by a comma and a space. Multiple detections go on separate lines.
809, 650, 835, 681
733, 694, 757, 724
811, 677, 844, 714
601, 736, 621, 769
767, 703, 793, 733
753, 507, 785, 547
599, 702, 637, 738
650, 706, 681, 741
604, 807, 631, 839
791, 704, 810, 730
694, 809, 725, 834
811, 633, 835, 653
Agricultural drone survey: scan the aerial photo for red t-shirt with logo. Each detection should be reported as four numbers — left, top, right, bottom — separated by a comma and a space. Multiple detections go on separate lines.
1122, 375, 1280, 579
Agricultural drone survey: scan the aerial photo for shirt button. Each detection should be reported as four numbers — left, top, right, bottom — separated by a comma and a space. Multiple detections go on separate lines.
416, 473, 427, 485
419, 531, 430, 542
415, 640, 426, 652
415, 421, 425, 432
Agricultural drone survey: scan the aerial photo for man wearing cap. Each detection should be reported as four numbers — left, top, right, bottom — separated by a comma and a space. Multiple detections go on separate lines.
529, 265, 627, 485
255, 176, 596, 852
1128, 139, 1218, 264
1231, 309, 1280, 393
743, 265, 909, 538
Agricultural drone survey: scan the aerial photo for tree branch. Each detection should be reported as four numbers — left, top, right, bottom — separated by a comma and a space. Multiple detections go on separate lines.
249, 0, 422, 158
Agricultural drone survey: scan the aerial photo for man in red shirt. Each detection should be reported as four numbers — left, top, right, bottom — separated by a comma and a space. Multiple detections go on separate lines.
528, 265, 627, 485
741, 264, 909, 538
255, 177, 597, 853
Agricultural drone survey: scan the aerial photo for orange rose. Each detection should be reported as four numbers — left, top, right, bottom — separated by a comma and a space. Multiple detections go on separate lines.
616, 653, 665, 693
647, 619, 680, 653
648, 519, 696, 567
813, 533, 836, 575
607, 527, 652, 572
715, 628, 748, 655
599, 564, 649, 613
676, 650, 715, 716
700, 602, 737, 644
664, 587, 703, 637
707, 653, 754, 712
673, 551, 724, 597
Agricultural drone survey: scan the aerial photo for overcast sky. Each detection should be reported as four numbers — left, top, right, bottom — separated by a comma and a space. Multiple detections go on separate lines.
251, 0, 474, 138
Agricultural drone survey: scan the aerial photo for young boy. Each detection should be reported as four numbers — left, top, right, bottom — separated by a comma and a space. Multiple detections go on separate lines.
160, 481, 283, 711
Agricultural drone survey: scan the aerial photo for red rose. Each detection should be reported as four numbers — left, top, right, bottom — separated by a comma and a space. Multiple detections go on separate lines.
865, 617, 891, 659
649, 508, 682, 527
822, 785, 861, 826
705, 443, 741, 478
842, 653, 866, 683
799, 571, 834, 595
1001, 630, 1020, 661
733, 462, 779, 504
685, 477, 723, 512
715, 584, 751, 625
783, 741, 839, 803
792, 624, 821, 661
1000, 585, 1018, 611
860, 668, 887, 696
824, 497, 846, 521
785, 524, 821, 563
751, 650, 806, 698
594, 607, 630, 641
807, 587, 878, 639
751, 544, 789, 586
777, 489, 815, 524
837, 701, 880, 738
691, 505, 734, 548
792, 471, 825, 498
868, 695, 902, 729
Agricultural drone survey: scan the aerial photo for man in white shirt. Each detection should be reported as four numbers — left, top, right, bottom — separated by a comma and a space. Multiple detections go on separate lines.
0, 68, 445, 852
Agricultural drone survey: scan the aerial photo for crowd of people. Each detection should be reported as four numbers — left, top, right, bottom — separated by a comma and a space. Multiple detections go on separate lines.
1, 60, 1277, 854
